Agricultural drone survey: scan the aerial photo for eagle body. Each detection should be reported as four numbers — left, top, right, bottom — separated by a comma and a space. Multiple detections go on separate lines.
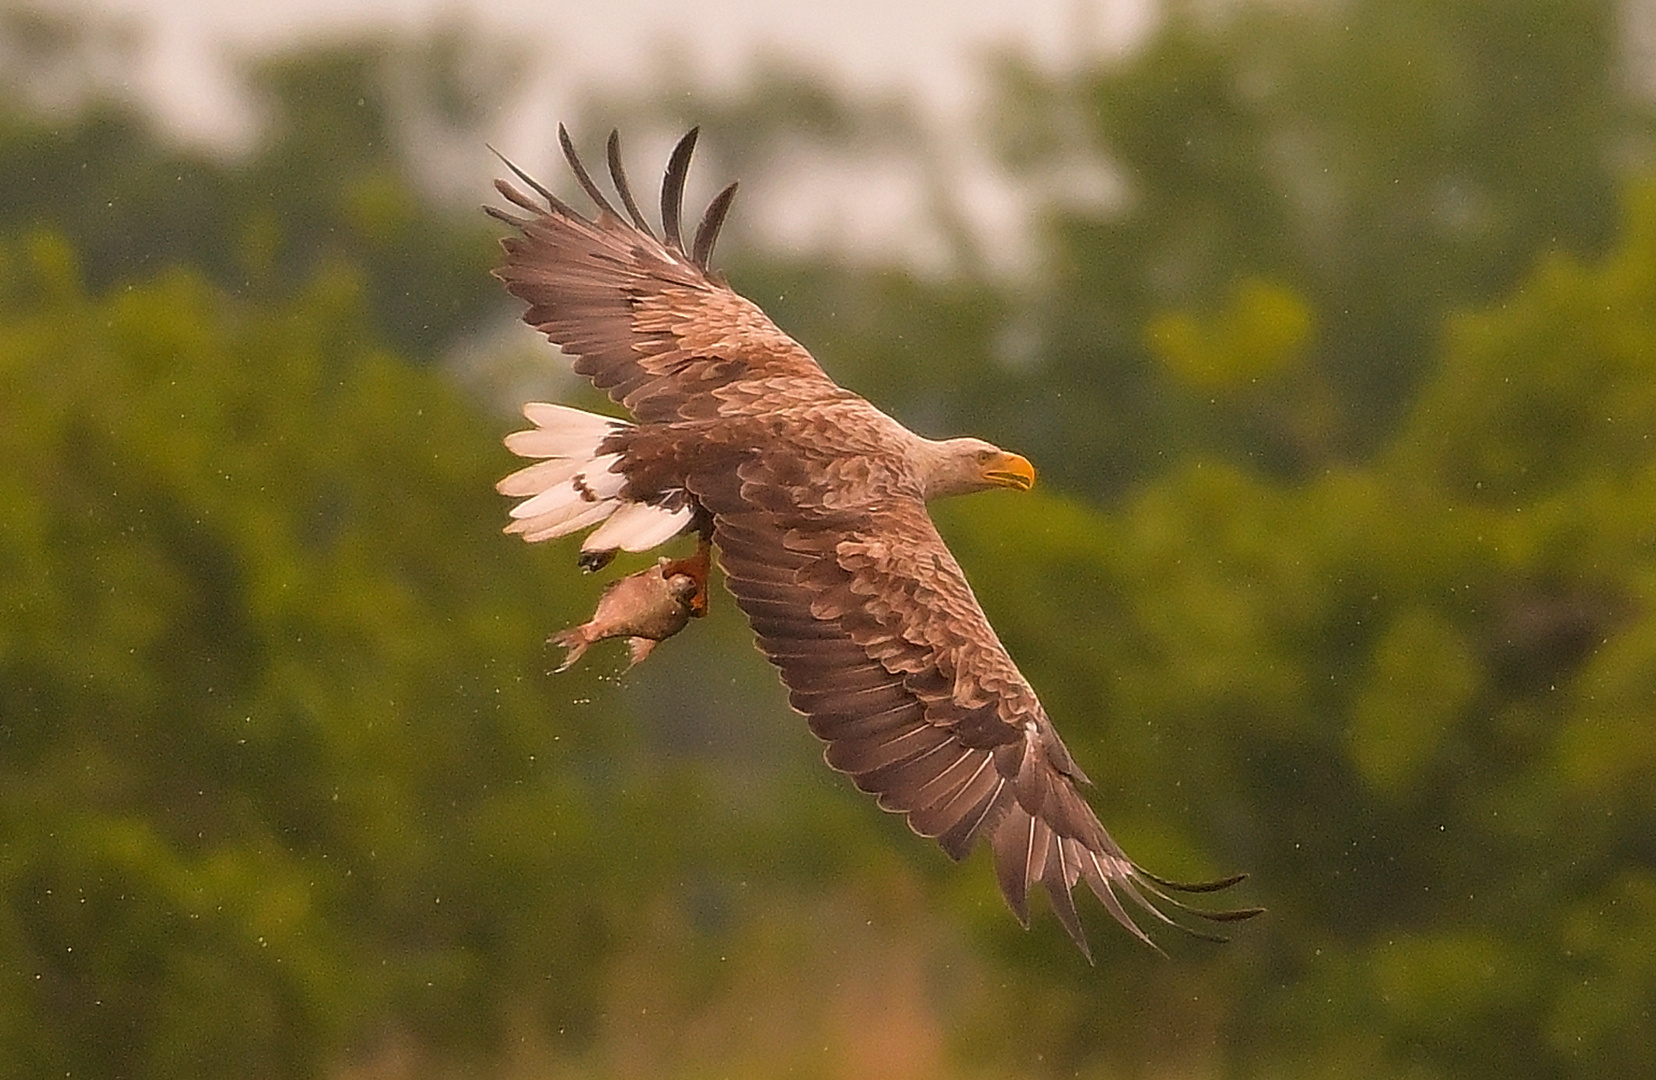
488, 127, 1259, 958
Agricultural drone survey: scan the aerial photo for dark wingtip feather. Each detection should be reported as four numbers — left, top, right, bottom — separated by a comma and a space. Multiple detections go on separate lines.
490, 176, 547, 218
1129, 868, 1264, 927
487, 145, 569, 214
660, 126, 701, 253
483, 203, 529, 228
606, 129, 657, 239
692, 181, 740, 269
1138, 868, 1251, 894
1041, 852, 1094, 963
1045, 887, 1094, 963
557, 124, 621, 220
989, 817, 1033, 927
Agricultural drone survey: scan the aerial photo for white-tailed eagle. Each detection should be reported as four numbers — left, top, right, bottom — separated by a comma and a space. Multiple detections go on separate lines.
487, 127, 1260, 958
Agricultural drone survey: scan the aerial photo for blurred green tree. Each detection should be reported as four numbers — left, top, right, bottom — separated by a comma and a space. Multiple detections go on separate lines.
985, 0, 1650, 494
0, 231, 690, 1077
935, 180, 1656, 1079
3, 0, 1656, 1077
0, 11, 501, 363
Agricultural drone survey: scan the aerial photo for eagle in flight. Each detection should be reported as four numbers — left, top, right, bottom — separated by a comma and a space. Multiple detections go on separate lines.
487, 127, 1260, 959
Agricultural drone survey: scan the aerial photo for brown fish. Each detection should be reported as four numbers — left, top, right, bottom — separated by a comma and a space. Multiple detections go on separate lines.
551, 557, 699, 672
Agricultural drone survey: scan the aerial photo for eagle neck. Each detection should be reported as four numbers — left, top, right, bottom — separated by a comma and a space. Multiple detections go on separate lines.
910, 433, 975, 501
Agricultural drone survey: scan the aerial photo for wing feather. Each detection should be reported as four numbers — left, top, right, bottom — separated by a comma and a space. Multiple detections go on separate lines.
693, 182, 740, 269
787, 663, 902, 696
606, 130, 657, 238
807, 700, 926, 744
705, 484, 1260, 957
558, 124, 623, 222
660, 127, 697, 253
793, 684, 915, 723
1041, 831, 1090, 959
489, 129, 844, 424
749, 615, 845, 642
827, 720, 953, 777
858, 740, 971, 803
933, 780, 1014, 858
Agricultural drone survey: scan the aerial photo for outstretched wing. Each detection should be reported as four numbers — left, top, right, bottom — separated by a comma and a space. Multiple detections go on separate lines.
692, 457, 1261, 959
487, 127, 846, 424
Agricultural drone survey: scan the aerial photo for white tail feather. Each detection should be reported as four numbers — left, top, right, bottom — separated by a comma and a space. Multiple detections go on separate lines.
507, 492, 616, 538
495, 456, 590, 498
583, 501, 694, 553
522, 401, 615, 433
505, 426, 613, 459
498, 401, 692, 553
513, 499, 617, 543
507, 453, 624, 520
503, 402, 626, 459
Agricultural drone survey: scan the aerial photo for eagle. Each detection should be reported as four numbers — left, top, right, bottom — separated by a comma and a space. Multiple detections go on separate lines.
486, 127, 1260, 959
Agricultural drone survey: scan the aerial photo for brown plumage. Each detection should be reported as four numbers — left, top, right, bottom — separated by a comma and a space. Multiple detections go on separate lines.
488, 127, 1261, 959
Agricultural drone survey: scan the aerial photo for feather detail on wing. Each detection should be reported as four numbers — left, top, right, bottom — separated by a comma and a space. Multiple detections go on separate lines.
486, 127, 845, 424
693, 464, 1262, 960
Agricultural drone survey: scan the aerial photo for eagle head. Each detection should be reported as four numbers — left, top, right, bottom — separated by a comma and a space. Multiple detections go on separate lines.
920, 437, 1036, 499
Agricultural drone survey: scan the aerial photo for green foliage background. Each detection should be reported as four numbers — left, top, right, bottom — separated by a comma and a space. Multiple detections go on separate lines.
2, 1, 1655, 1076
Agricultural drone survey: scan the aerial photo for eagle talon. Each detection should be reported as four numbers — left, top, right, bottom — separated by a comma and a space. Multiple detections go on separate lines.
578, 548, 616, 573
660, 540, 711, 617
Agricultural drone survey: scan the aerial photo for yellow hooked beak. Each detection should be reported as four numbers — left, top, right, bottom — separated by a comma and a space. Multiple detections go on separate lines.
984, 451, 1036, 492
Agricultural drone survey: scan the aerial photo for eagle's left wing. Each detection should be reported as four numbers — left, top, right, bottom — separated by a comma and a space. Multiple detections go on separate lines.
693, 460, 1260, 959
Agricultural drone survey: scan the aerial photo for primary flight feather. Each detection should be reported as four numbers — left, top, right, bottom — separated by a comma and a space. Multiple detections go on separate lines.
487, 126, 1260, 959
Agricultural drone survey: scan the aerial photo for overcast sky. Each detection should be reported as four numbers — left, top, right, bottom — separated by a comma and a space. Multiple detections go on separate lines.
43, 0, 1154, 272
69, 0, 1151, 143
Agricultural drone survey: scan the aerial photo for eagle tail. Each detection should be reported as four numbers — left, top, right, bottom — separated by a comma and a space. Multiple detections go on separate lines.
498, 402, 694, 554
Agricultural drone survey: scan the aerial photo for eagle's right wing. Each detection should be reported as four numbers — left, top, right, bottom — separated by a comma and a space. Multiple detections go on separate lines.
488, 127, 846, 425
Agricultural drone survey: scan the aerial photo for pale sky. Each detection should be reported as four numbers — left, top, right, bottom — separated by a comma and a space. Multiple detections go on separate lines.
68, 0, 1152, 143
44, 0, 1155, 272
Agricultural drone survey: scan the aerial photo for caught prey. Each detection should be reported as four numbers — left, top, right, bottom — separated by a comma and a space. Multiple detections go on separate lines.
551, 556, 703, 672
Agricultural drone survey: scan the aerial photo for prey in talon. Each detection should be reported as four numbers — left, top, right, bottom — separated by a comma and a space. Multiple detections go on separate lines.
552, 557, 701, 672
